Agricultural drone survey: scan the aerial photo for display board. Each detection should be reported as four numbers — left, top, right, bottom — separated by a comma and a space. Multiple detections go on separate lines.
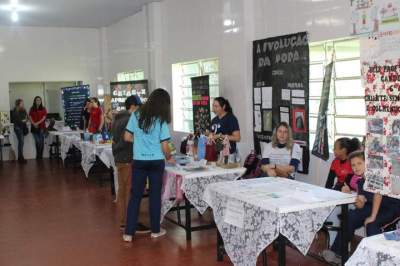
253, 32, 310, 173
61, 85, 90, 128
362, 33, 400, 198
110, 80, 149, 111
191, 75, 211, 134
350, 0, 400, 36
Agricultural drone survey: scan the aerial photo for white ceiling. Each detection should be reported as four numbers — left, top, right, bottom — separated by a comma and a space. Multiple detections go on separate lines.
0, 0, 159, 28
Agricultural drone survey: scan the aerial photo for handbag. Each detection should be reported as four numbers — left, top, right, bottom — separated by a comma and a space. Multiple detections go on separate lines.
22, 123, 29, 136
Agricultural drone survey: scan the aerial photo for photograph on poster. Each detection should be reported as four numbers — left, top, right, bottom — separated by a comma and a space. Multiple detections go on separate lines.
367, 135, 385, 154
262, 87, 272, 109
390, 154, 400, 176
368, 154, 384, 169
366, 171, 385, 190
367, 118, 384, 134
391, 176, 400, 195
292, 108, 306, 133
263, 110, 273, 132
392, 119, 400, 135
387, 136, 400, 155
254, 87, 261, 104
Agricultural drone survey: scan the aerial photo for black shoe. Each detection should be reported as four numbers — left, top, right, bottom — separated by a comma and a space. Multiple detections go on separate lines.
136, 223, 151, 234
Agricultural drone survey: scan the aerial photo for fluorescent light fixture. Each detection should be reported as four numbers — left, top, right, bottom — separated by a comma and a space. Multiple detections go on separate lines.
223, 19, 233, 27
11, 11, 18, 22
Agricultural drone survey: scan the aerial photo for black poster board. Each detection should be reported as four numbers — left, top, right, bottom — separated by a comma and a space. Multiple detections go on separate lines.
110, 80, 149, 111
61, 85, 90, 128
191, 75, 211, 134
253, 32, 310, 172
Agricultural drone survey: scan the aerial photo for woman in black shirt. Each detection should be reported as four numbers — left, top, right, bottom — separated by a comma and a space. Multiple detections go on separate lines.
210, 97, 240, 154
11, 99, 28, 163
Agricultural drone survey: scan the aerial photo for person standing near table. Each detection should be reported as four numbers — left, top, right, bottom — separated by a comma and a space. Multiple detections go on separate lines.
11, 99, 28, 164
112, 95, 149, 233
261, 122, 302, 179
79, 98, 91, 130
123, 88, 174, 242
210, 97, 241, 154
29, 96, 47, 160
88, 97, 104, 133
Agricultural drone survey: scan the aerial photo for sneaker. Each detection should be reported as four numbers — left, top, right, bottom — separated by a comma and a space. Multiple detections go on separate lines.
322, 249, 341, 265
136, 223, 151, 234
122, 234, 132, 242
150, 228, 166, 238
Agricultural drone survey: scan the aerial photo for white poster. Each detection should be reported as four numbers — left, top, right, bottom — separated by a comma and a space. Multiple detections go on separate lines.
262, 86, 272, 109
254, 87, 261, 104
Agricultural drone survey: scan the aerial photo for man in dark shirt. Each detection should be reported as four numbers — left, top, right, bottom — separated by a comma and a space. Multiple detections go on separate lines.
112, 95, 149, 233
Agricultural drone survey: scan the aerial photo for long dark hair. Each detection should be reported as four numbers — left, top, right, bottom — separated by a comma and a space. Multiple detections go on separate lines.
15, 99, 23, 109
214, 97, 233, 113
335, 137, 361, 155
31, 96, 44, 111
138, 88, 171, 133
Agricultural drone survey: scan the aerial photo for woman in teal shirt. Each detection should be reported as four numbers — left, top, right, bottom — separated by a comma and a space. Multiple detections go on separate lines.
123, 88, 174, 241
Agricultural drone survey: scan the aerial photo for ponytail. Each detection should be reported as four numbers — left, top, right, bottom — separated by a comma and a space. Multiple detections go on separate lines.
214, 97, 233, 113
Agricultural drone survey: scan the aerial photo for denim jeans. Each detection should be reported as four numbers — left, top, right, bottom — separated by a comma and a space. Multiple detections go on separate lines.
125, 160, 165, 235
14, 126, 24, 159
32, 129, 44, 159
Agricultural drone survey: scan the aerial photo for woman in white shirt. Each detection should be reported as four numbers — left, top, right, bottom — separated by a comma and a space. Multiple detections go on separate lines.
261, 122, 302, 179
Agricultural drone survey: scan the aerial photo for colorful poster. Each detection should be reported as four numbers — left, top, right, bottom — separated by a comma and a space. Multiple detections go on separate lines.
191, 75, 211, 134
253, 32, 310, 173
350, 0, 400, 36
312, 62, 334, 161
110, 80, 148, 111
362, 34, 400, 198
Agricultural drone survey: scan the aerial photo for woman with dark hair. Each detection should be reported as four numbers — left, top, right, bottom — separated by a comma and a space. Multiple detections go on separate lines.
123, 88, 174, 241
11, 99, 28, 163
88, 97, 104, 133
29, 96, 47, 159
210, 97, 240, 154
325, 137, 361, 190
261, 122, 302, 179
80, 98, 91, 130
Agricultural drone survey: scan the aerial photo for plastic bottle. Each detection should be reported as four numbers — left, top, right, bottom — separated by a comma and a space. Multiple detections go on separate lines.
197, 135, 207, 160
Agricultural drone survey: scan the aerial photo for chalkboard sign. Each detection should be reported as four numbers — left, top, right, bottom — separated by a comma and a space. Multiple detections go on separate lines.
191, 75, 211, 134
110, 80, 149, 111
61, 85, 90, 128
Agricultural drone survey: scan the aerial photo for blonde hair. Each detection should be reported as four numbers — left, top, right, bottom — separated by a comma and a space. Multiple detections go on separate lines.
271, 122, 293, 150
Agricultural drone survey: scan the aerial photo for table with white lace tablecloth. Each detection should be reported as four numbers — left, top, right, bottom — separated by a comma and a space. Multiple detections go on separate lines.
52, 131, 82, 161
346, 232, 400, 266
203, 177, 356, 266
161, 166, 246, 240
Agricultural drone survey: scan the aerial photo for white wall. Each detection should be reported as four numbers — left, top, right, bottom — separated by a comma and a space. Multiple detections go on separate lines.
0, 26, 101, 113
104, 0, 355, 185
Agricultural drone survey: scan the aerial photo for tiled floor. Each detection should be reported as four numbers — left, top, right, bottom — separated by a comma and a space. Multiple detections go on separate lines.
0, 159, 329, 266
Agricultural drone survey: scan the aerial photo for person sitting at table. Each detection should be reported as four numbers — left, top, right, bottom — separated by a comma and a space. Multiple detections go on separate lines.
260, 122, 302, 179
88, 97, 104, 134
112, 95, 149, 233
210, 97, 240, 154
322, 150, 400, 264
325, 137, 360, 191
123, 88, 175, 242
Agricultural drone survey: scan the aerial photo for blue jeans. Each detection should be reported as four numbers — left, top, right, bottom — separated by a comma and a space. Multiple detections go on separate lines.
32, 129, 44, 159
14, 127, 24, 159
125, 160, 165, 235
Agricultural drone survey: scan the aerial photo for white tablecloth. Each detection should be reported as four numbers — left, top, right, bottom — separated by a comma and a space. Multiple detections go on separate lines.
160, 166, 246, 221
346, 232, 400, 266
203, 177, 356, 266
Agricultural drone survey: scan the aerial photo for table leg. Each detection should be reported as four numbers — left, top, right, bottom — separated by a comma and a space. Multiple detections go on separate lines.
278, 234, 286, 266
341, 204, 349, 265
217, 229, 224, 261
110, 168, 115, 196
56, 135, 60, 159
185, 197, 192, 241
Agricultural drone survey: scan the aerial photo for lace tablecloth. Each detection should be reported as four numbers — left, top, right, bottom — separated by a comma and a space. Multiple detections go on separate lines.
58, 133, 81, 161
160, 166, 246, 221
346, 232, 400, 266
203, 177, 356, 266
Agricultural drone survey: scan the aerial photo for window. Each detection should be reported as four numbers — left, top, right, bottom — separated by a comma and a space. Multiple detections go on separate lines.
117, 70, 145, 82
309, 38, 365, 151
172, 58, 219, 133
